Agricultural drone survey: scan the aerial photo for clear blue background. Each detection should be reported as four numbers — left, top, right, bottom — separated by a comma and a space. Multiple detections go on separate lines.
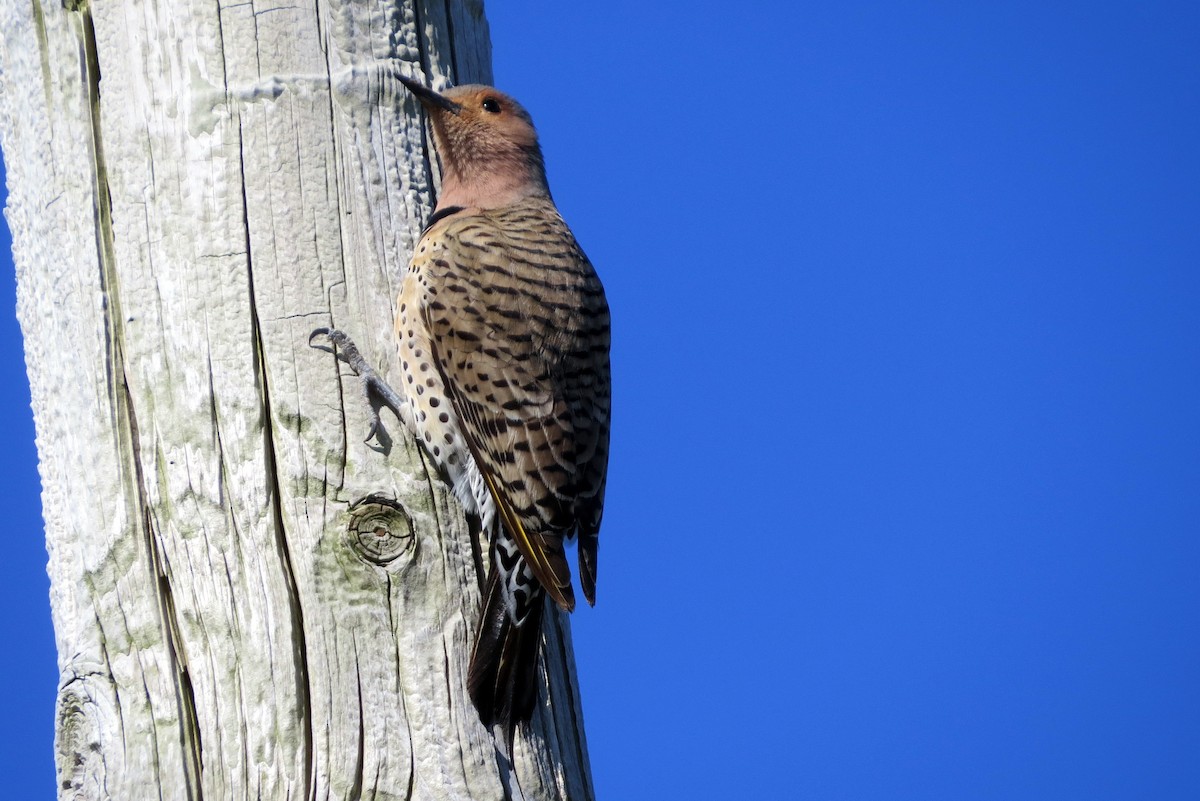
3, 2, 1198, 798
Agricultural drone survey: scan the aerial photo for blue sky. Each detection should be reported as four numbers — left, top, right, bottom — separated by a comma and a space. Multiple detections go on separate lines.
3, 2, 1199, 798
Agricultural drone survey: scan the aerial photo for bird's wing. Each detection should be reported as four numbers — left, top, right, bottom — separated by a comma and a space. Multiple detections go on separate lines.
421, 208, 609, 610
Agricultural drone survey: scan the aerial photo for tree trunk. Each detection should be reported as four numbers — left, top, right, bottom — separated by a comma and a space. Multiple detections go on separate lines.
0, 1, 593, 798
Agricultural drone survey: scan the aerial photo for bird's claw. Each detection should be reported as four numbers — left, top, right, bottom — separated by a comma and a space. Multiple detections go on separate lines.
309, 327, 365, 363
309, 326, 405, 444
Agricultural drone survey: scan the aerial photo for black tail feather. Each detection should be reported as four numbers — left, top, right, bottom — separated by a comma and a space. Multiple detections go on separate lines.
578, 528, 598, 606
467, 569, 545, 754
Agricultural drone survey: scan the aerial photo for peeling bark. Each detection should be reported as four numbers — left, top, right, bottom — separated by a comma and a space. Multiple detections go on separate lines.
0, 1, 593, 798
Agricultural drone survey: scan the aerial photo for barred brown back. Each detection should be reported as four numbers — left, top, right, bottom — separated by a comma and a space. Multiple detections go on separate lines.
417, 196, 609, 609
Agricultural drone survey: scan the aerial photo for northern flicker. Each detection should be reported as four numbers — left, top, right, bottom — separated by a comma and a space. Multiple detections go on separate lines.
313, 76, 610, 753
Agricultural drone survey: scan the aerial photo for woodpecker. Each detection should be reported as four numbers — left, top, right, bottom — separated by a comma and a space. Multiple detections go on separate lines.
314, 76, 610, 754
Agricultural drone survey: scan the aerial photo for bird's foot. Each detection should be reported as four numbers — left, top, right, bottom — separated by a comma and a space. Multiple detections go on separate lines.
309, 327, 406, 443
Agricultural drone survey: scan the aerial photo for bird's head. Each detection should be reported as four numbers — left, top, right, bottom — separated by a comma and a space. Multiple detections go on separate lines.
400, 77, 550, 211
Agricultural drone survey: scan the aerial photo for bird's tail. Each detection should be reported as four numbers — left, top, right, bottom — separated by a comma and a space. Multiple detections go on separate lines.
467, 568, 545, 756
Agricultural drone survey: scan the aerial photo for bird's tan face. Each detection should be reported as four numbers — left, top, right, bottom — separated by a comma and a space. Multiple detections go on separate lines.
438, 86, 541, 156
401, 78, 550, 210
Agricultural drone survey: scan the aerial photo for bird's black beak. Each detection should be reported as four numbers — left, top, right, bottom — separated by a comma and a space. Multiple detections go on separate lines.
399, 76, 461, 114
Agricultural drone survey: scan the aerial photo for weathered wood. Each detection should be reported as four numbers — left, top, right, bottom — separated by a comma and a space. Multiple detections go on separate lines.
0, 1, 593, 798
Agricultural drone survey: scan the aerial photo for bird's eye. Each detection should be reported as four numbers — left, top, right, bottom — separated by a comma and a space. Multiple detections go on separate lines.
481, 98, 502, 114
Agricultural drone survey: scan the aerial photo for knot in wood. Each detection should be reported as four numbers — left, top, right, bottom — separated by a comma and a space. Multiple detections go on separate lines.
347, 495, 415, 565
